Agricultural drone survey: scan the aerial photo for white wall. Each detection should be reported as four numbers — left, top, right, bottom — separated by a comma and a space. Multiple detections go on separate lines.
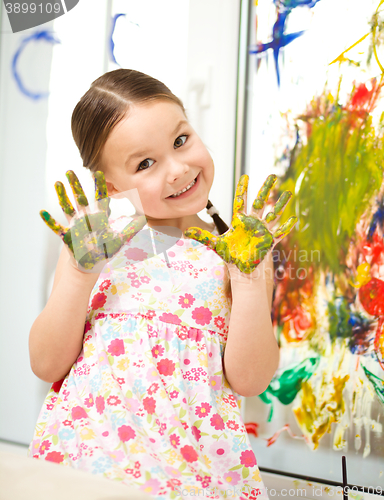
0, 0, 239, 445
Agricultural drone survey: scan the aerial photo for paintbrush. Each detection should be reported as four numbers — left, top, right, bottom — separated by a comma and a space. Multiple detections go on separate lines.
342, 455, 348, 500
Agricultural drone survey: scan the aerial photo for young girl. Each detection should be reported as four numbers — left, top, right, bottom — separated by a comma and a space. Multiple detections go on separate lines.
28, 69, 296, 500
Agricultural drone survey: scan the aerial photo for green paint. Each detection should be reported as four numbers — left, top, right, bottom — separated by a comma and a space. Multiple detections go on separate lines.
277, 88, 384, 274
66, 170, 89, 207
362, 364, 384, 406
94, 171, 109, 213
40, 174, 146, 270
185, 175, 296, 273
54, 182, 76, 216
252, 174, 277, 211
259, 356, 320, 422
265, 191, 292, 223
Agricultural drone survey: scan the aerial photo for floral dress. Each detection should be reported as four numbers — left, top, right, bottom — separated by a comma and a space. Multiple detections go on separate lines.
28, 220, 269, 500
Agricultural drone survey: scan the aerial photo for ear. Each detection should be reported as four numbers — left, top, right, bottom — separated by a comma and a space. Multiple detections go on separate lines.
105, 179, 125, 199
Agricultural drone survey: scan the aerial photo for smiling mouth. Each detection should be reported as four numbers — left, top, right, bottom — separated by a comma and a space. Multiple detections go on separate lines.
168, 176, 198, 198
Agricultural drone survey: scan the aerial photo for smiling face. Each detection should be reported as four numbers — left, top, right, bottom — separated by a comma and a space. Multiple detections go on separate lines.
100, 100, 214, 225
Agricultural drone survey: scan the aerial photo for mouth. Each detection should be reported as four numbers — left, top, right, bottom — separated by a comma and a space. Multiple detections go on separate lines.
167, 174, 199, 199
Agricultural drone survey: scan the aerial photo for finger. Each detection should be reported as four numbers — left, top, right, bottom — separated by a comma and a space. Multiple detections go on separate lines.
93, 216, 147, 260
233, 175, 249, 215
184, 227, 218, 251
66, 170, 89, 209
252, 174, 277, 214
54, 181, 76, 219
93, 171, 109, 213
264, 190, 292, 224
273, 216, 298, 243
40, 210, 68, 239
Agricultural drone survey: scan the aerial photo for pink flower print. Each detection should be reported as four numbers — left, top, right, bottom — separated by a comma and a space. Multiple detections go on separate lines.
100, 279, 111, 291
187, 328, 203, 342
223, 471, 241, 486
125, 247, 148, 262
240, 450, 257, 468
38, 440, 51, 455
169, 433, 180, 448
209, 440, 230, 459
209, 376, 222, 391
176, 326, 188, 340
95, 396, 105, 414
84, 321, 92, 334
159, 312, 181, 325
164, 466, 182, 478
45, 451, 64, 464
192, 307, 212, 326
226, 420, 239, 431
107, 395, 121, 406
108, 339, 125, 356
147, 310, 156, 320
169, 390, 179, 399
127, 272, 138, 279
131, 279, 141, 288
195, 402, 211, 418
178, 293, 195, 309
214, 316, 225, 330
84, 394, 94, 408
140, 275, 150, 284
151, 345, 164, 358
147, 382, 159, 395
180, 445, 198, 463
140, 479, 161, 495
71, 406, 87, 420
107, 450, 125, 461
48, 421, 60, 435
157, 358, 175, 376
211, 266, 225, 279
210, 413, 225, 430
191, 425, 201, 442
118, 424, 136, 442
126, 398, 140, 413
91, 292, 107, 310
46, 404, 54, 410
62, 420, 73, 427
143, 396, 156, 414
146, 366, 159, 382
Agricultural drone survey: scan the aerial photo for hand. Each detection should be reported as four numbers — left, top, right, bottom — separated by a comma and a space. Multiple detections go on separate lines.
40, 170, 146, 272
184, 174, 297, 274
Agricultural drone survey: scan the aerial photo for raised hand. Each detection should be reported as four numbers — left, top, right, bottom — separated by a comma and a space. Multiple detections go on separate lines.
40, 170, 146, 272
184, 174, 297, 274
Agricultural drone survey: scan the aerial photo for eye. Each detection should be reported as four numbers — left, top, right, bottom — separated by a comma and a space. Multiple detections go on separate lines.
174, 135, 188, 149
137, 158, 154, 171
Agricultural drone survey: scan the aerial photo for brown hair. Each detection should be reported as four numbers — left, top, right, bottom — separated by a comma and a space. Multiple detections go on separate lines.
72, 68, 185, 172
71, 68, 231, 296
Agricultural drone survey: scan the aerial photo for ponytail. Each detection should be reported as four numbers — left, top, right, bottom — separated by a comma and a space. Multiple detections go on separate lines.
206, 200, 229, 235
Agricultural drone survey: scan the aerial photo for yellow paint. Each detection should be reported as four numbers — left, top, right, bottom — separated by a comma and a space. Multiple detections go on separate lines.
350, 262, 371, 288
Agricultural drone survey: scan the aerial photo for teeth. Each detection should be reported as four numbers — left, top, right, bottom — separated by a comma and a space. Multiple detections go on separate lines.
171, 178, 196, 197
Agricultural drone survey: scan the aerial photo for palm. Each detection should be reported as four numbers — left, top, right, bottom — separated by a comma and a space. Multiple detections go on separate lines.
184, 174, 297, 274
40, 170, 146, 271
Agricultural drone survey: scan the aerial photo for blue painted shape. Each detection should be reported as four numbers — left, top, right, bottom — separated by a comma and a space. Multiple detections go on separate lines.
250, 12, 304, 86
12, 30, 61, 100
250, 0, 321, 86
368, 199, 384, 241
109, 13, 126, 65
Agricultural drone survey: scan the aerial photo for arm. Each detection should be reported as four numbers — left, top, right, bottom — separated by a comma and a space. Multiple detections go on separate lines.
223, 252, 279, 398
29, 246, 99, 383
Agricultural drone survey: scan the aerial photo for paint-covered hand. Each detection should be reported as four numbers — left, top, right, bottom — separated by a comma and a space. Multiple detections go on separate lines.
184, 174, 297, 274
40, 170, 146, 272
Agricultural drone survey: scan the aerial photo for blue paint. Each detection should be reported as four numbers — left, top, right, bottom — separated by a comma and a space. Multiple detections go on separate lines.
250, 0, 321, 86
12, 30, 61, 100
109, 13, 126, 65
368, 199, 384, 241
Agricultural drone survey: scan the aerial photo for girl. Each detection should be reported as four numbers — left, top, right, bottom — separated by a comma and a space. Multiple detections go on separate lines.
28, 69, 296, 499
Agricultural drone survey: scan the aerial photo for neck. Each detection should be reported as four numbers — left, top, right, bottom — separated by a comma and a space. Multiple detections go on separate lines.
145, 213, 214, 234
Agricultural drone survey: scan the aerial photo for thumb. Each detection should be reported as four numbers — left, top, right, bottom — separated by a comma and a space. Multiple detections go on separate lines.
184, 227, 218, 251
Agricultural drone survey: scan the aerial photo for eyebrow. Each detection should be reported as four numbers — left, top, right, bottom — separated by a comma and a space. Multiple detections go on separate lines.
125, 119, 189, 166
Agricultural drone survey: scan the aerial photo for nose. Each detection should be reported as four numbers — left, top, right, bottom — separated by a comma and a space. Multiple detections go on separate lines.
166, 156, 189, 184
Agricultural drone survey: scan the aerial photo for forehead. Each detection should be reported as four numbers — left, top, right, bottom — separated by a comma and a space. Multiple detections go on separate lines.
112, 100, 185, 142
